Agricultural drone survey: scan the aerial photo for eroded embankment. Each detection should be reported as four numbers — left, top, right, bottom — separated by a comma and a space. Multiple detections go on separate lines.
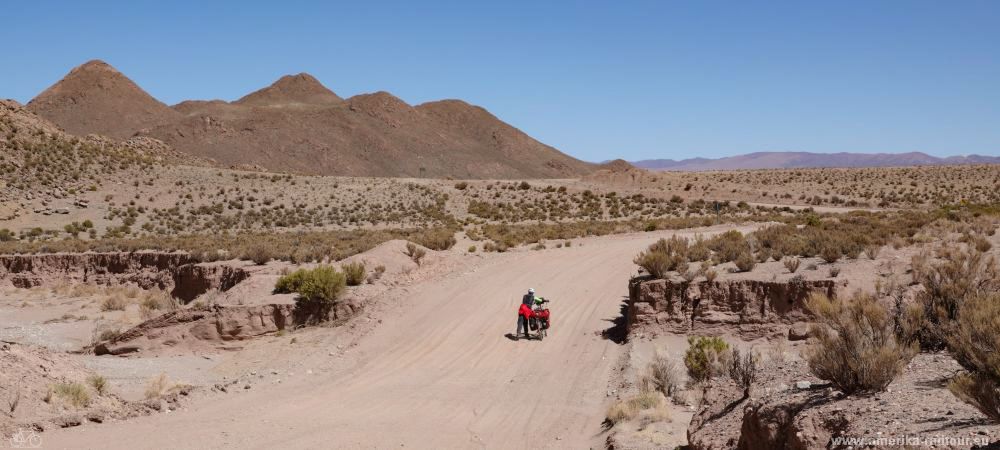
94, 300, 363, 356
626, 276, 839, 339
0, 252, 249, 302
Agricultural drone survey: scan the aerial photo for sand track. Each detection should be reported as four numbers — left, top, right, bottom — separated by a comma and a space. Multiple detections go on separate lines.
41, 226, 753, 449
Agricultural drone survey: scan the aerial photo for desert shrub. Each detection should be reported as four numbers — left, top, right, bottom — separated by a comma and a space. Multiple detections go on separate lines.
646, 353, 680, 397
144, 373, 170, 400
468, 245, 476, 253
100, 295, 127, 311
634, 236, 689, 278
687, 235, 711, 262
805, 293, 916, 395
295, 266, 346, 305
342, 262, 366, 286
412, 228, 456, 251
914, 248, 999, 350
729, 348, 758, 398
783, 257, 800, 274
733, 249, 756, 272
950, 374, 1000, 423
819, 244, 841, 264
53, 382, 90, 408
140, 289, 178, 311
634, 250, 672, 279
453, 182, 468, 190
828, 266, 841, 278
704, 269, 718, 282
864, 244, 881, 260
605, 391, 664, 426
243, 244, 273, 265
405, 242, 427, 265
946, 292, 1000, 422
274, 269, 308, 294
707, 230, 749, 263
684, 336, 731, 382
276, 265, 346, 319
87, 375, 108, 396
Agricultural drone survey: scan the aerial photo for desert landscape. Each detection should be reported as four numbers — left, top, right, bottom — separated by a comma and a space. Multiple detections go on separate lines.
3, 3, 1000, 448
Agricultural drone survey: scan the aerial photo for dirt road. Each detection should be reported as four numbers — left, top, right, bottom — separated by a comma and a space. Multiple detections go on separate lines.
42, 226, 754, 449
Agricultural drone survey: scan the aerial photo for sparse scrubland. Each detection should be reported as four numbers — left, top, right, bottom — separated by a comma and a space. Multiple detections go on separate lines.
4, 97, 1000, 449
612, 201, 1000, 448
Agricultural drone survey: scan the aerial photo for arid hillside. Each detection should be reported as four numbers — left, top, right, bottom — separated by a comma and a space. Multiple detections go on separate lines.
26, 60, 593, 179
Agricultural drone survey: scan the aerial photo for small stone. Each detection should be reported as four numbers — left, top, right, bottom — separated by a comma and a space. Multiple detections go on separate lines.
795, 381, 811, 390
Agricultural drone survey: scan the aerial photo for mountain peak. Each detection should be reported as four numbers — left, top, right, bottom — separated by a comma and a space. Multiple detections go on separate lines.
26, 59, 178, 139
234, 73, 342, 106
74, 59, 116, 72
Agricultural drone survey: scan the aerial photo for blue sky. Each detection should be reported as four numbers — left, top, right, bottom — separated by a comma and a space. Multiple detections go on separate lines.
3, 1, 998, 161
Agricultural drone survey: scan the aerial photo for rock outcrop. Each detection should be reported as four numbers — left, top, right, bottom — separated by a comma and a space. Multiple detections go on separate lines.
0, 252, 249, 302
94, 300, 362, 356
686, 356, 999, 450
626, 276, 838, 339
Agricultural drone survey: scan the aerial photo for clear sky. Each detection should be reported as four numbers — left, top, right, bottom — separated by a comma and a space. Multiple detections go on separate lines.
3, 1, 998, 161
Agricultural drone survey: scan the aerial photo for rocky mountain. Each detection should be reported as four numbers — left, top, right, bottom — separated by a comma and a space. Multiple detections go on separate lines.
26, 60, 181, 140
633, 151, 1000, 171
26, 60, 593, 178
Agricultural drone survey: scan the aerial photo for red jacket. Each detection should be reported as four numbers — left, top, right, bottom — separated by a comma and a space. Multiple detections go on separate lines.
518, 303, 534, 319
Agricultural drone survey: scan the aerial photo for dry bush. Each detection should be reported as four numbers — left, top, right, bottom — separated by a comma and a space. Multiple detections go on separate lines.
704, 269, 718, 282
946, 292, 1000, 422
53, 382, 90, 408
729, 348, 758, 398
783, 257, 800, 274
634, 236, 690, 279
405, 242, 427, 265
7, 385, 20, 414
819, 244, 841, 264
140, 289, 178, 312
915, 248, 999, 350
412, 228, 456, 251
684, 336, 731, 383
707, 230, 749, 263
100, 294, 127, 311
864, 244, 881, 260
805, 292, 916, 395
828, 266, 841, 278
733, 249, 756, 272
645, 353, 681, 397
144, 373, 170, 400
87, 375, 108, 396
605, 391, 664, 426
243, 244, 273, 265
342, 261, 366, 286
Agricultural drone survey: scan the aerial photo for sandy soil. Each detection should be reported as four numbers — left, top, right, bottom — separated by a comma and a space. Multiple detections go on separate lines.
36, 225, 758, 449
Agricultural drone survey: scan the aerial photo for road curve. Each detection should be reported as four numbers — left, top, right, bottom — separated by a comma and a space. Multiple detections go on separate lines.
42, 225, 753, 449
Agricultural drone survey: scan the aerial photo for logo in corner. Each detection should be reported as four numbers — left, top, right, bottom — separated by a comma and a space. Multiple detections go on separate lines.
8, 429, 42, 449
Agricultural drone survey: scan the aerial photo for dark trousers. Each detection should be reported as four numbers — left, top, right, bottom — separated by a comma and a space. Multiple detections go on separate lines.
516, 315, 531, 337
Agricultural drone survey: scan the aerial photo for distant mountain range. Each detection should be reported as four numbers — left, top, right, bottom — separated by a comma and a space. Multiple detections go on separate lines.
630, 152, 1000, 171
24, 60, 593, 179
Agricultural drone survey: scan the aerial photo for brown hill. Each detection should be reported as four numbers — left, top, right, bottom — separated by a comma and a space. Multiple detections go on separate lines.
234, 73, 342, 107
583, 159, 662, 186
26, 60, 181, 139
27, 61, 592, 178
